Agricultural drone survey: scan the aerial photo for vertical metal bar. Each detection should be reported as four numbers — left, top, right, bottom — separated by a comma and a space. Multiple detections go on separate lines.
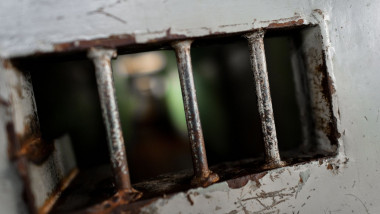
172, 40, 219, 187
88, 48, 133, 191
244, 30, 286, 168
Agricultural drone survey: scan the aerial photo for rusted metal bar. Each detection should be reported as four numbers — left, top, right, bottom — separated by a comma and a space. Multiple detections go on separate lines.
88, 48, 134, 191
172, 40, 219, 187
244, 30, 286, 168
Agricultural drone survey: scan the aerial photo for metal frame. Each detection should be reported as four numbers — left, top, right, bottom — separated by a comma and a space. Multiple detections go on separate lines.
0, 6, 348, 213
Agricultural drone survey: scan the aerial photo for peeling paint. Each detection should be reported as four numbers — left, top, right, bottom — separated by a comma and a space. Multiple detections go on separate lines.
295, 170, 310, 199
267, 19, 305, 28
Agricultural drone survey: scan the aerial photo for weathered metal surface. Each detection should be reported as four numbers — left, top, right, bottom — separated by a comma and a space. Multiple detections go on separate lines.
172, 41, 219, 187
75, 188, 143, 214
291, 21, 340, 154
38, 168, 78, 214
0, 60, 78, 214
88, 48, 135, 192
1, 0, 380, 213
49, 165, 144, 213
9, 132, 54, 165
245, 30, 285, 168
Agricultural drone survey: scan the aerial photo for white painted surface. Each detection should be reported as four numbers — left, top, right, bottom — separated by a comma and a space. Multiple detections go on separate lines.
0, 62, 28, 214
1, 0, 380, 213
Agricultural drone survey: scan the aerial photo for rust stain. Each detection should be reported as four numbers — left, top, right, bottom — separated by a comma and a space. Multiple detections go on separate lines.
311, 49, 340, 146
80, 189, 143, 214
54, 34, 136, 52
267, 19, 304, 28
227, 172, 267, 189
38, 168, 79, 214
8, 122, 54, 165
166, 28, 187, 40
17, 136, 54, 165
317, 63, 336, 96
328, 117, 341, 143
186, 194, 194, 206
327, 163, 333, 170
146, 28, 187, 43
319, 57, 341, 144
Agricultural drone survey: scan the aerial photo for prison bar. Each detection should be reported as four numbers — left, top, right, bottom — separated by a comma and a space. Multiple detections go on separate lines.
88, 48, 134, 191
172, 40, 219, 187
245, 30, 286, 168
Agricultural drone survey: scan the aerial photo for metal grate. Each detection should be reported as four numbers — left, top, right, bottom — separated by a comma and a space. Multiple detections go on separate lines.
86, 29, 290, 197
7, 23, 340, 213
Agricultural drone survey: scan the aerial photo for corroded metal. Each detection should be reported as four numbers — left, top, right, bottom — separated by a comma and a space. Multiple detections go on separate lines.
38, 168, 78, 214
172, 40, 219, 187
6, 122, 36, 214
46, 18, 303, 55
245, 30, 285, 168
88, 48, 134, 191
79, 188, 143, 214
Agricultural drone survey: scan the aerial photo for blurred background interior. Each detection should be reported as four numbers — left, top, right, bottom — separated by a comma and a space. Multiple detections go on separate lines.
29, 36, 302, 183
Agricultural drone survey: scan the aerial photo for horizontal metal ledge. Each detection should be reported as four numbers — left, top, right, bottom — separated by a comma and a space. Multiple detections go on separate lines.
10, 18, 312, 60
55, 19, 307, 53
